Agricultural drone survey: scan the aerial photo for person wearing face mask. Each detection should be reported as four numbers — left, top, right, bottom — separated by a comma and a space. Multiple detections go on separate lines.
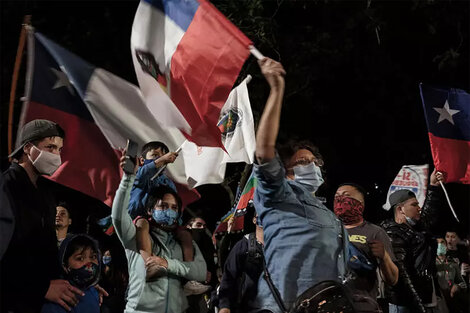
100, 248, 129, 313
435, 238, 467, 313
128, 141, 178, 219
112, 155, 207, 313
380, 169, 445, 313
334, 183, 398, 313
251, 57, 348, 313
1, 119, 86, 313
42, 234, 101, 313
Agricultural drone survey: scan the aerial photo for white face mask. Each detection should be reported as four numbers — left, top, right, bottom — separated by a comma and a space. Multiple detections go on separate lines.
293, 162, 324, 193
29, 145, 62, 176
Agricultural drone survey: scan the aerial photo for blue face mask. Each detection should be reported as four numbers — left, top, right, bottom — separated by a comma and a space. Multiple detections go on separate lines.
152, 209, 179, 225
401, 209, 418, 226
66, 262, 99, 289
293, 162, 324, 193
102, 256, 112, 265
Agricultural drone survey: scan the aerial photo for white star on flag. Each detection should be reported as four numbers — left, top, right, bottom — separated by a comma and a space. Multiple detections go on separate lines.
50, 67, 75, 95
433, 100, 459, 125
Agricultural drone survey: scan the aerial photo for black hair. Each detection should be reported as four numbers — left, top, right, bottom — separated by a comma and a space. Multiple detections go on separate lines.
186, 217, 205, 227
277, 139, 323, 169
141, 141, 169, 157
337, 183, 367, 201
145, 185, 183, 216
57, 201, 72, 219
243, 203, 256, 234
63, 235, 98, 267
11, 135, 65, 160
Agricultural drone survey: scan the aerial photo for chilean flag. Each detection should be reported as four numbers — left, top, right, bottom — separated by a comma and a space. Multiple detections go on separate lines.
18, 29, 199, 207
420, 83, 470, 184
131, 0, 252, 148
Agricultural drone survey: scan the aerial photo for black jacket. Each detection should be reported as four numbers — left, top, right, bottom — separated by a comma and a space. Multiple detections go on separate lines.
218, 233, 264, 313
380, 185, 442, 313
1, 163, 60, 313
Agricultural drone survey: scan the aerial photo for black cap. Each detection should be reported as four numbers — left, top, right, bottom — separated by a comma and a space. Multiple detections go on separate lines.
9, 119, 65, 158
389, 189, 416, 208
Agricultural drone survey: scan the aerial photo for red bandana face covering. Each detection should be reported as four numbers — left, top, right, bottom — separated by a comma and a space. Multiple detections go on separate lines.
334, 195, 364, 225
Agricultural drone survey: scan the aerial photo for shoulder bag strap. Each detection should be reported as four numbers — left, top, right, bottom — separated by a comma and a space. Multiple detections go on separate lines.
262, 255, 288, 313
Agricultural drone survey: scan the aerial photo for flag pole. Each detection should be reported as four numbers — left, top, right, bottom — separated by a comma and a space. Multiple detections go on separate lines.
150, 140, 187, 181
8, 15, 31, 156
439, 180, 460, 222
249, 45, 264, 60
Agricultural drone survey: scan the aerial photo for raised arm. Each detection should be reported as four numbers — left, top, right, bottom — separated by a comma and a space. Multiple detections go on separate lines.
255, 58, 286, 164
112, 155, 138, 250
420, 169, 445, 232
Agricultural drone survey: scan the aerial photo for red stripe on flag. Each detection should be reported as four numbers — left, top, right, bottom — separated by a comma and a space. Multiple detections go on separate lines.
428, 132, 470, 184
25, 102, 122, 206
170, 1, 252, 148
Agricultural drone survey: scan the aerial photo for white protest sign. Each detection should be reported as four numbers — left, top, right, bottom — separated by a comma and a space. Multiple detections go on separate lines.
383, 164, 429, 211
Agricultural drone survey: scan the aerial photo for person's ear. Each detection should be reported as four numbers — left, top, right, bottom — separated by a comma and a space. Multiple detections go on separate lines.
138, 157, 145, 166
23, 143, 33, 155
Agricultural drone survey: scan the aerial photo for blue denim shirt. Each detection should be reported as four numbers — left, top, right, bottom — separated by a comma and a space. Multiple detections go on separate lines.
128, 161, 176, 219
253, 155, 347, 313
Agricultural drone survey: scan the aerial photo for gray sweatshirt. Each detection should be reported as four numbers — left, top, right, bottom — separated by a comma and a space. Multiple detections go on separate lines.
112, 174, 207, 313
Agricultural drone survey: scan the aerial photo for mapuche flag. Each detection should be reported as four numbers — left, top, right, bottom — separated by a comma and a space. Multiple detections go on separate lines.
131, 0, 252, 148
420, 83, 470, 184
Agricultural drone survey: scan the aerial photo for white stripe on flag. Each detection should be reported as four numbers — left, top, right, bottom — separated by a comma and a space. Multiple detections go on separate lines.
131, 1, 184, 73
131, 1, 191, 133
84, 68, 188, 185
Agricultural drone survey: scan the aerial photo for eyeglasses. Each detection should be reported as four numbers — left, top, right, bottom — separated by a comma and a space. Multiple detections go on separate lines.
286, 157, 324, 176
292, 157, 324, 168
154, 200, 178, 211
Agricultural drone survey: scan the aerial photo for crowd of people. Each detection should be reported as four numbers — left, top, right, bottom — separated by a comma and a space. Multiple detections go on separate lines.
1, 58, 469, 313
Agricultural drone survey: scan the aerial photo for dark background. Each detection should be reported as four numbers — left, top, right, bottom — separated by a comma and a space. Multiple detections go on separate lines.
1, 0, 469, 238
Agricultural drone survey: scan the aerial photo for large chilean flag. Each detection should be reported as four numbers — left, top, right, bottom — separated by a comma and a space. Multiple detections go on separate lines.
131, 0, 252, 148
18, 29, 200, 207
420, 83, 470, 184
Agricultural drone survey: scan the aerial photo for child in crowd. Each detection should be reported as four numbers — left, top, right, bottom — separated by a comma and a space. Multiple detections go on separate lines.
42, 234, 101, 313
128, 141, 178, 219
127, 141, 193, 281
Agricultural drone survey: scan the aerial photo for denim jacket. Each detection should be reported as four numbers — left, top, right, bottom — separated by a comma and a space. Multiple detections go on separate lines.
253, 155, 347, 313
128, 161, 176, 219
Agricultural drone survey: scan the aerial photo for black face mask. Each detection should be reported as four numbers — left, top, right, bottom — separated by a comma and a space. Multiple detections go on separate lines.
66, 262, 100, 289
190, 228, 207, 242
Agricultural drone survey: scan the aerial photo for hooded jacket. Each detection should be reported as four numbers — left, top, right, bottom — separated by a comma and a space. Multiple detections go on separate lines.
41, 234, 101, 313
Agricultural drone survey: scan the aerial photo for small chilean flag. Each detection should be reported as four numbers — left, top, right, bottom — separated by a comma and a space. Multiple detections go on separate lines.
420, 83, 470, 184
18, 29, 200, 207
131, 0, 252, 149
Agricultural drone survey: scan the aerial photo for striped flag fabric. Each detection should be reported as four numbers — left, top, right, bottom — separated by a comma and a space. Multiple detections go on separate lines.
182, 76, 256, 187
214, 171, 257, 235
131, 0, 253, 148
420, 84, 470, 184
18, 29, 200, 207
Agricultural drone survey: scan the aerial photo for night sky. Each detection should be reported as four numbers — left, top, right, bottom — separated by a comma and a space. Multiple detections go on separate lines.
1, 0, 469, 237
